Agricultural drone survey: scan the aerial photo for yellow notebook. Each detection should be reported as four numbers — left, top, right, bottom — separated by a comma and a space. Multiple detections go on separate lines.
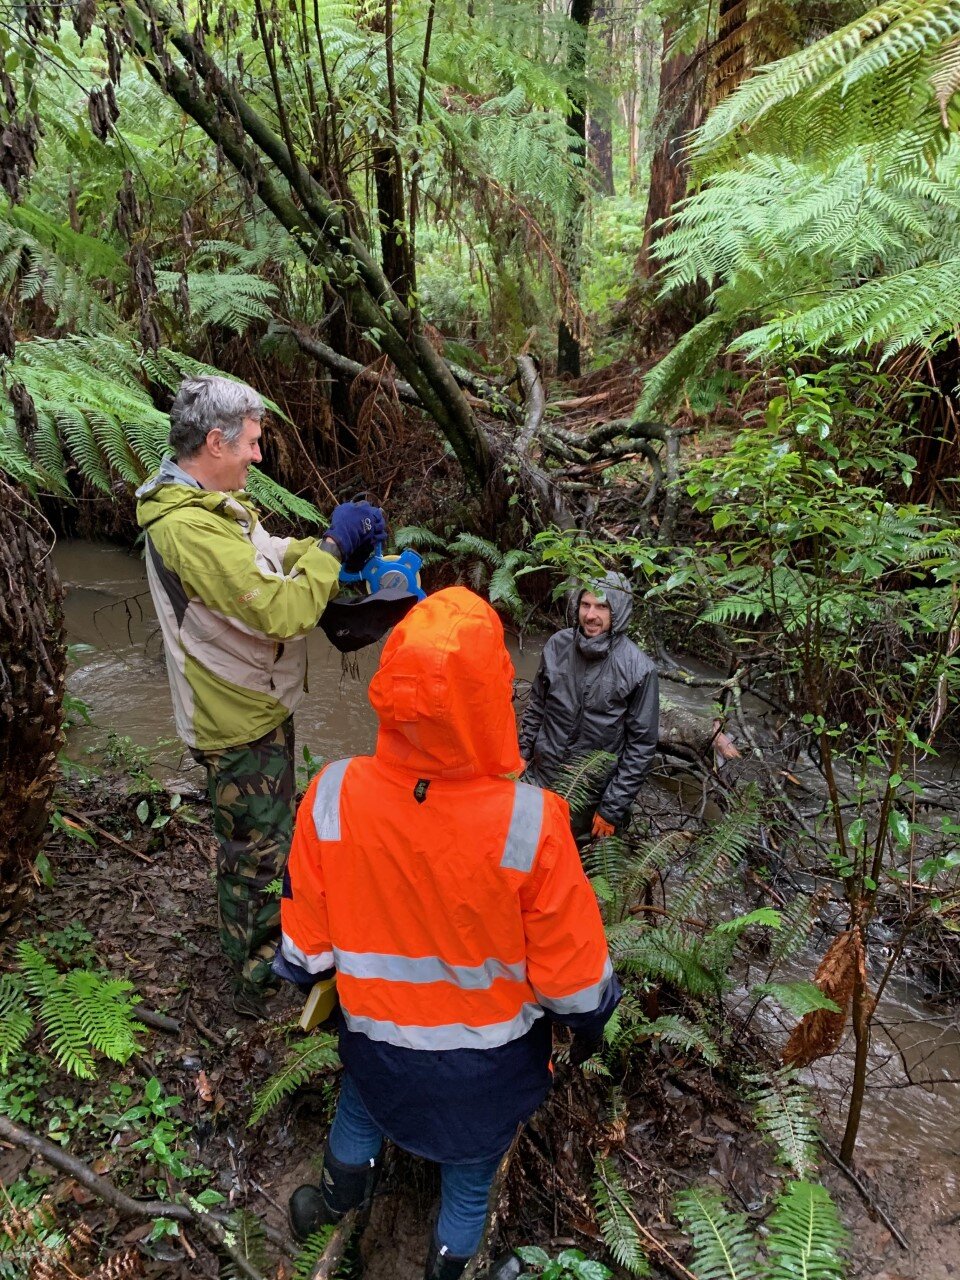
299, 975, 338, 1032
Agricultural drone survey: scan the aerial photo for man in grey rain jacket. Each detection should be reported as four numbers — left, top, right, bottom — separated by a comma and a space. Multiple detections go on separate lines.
518, 572, 659, 837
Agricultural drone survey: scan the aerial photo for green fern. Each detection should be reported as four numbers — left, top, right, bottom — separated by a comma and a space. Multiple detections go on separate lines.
15, 941, 143, 1079
766, 893, 823, 968
248, 1031, 340, 1126
218, 1210, 270, 1278
765, 1181, 847, 1280
0, 974, 34, 1073
670, 789, 761, 920
613, 925, 720, 999
592, 1156, 650, 1275
551, 749, 617, 816
749, 1070, 821, 1178
675, 1187, 759, 1280
750, 982, 841, 1020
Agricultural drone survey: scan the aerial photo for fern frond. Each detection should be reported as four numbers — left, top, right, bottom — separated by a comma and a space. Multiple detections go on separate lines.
670, 788, 760, 919
244, 469, 322, 524
645, 1014, 721, 1066
0, 974, 34, 1073
750, 1069, 821, 1178
764, 1180, 847, 1280
447, 532, 504, 566
767, 893, 823, 967
220, 1210, 270, 1276
394, 525, 448, 551
751, 981, 841, 1019
551, 749, 617, 815
248, 1032, 340, 1126
633, 314, 728, 420
674, 1187, 759, 1280
65, 971, 144, 1065
592, 1156, 650, 1275
614, 925, 720, 998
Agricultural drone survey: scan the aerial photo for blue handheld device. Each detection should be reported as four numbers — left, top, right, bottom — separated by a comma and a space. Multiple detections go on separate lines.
338, 544, 426, 600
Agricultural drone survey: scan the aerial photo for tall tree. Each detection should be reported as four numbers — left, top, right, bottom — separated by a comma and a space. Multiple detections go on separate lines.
557, 0, 593, 378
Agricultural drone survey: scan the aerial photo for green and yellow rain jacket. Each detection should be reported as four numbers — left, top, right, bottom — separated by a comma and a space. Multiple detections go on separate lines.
136, 459, 339, 751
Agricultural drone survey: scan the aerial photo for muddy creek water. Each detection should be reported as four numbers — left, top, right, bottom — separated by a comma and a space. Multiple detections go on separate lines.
58, 541, 960, 1246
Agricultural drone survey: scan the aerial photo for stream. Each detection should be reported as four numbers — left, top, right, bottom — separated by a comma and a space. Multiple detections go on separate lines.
57, 540, 960, 1263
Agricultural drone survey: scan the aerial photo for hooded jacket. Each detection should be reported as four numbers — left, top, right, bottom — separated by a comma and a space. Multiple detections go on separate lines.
518, 571, 659, 828
135, 458, 340, 751
275, 586, 619, 1163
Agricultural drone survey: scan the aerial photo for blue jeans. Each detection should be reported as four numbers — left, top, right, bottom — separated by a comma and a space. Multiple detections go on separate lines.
328, 1072, 503, 1257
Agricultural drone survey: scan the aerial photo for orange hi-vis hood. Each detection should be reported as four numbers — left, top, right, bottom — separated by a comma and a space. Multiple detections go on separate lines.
368, 586, 523, 781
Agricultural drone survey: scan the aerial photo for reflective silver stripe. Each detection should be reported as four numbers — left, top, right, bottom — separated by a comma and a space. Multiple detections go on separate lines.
334, 948, 527, 990
499, 783, 545, 872
534, 957, 614, 1015
342, 1002, 544, 1050
281, 933, 335, 974
313, 758, 351, 840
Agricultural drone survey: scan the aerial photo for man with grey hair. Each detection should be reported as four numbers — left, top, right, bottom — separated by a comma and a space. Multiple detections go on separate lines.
136, 375, 385, 1017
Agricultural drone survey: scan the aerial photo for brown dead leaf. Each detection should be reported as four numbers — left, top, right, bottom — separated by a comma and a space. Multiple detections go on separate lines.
783, 926, 870, 1069
195, 1070, 214, 1103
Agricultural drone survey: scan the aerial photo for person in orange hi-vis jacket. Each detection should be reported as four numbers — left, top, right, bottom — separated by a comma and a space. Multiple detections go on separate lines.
273, 586, 620, 1280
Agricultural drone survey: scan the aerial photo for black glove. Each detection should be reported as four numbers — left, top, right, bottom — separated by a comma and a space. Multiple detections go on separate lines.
324, 501, 387, 567
569, 1033, 603, 1067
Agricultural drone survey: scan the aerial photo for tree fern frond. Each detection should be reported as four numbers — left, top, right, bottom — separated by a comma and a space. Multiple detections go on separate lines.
244, 469, 322, 523
248, 1032, 340, 1126
592, 1156, 650, 1275
674, 1187, 759, 1280
633, 315, 728, 420
693, 0, 960, 166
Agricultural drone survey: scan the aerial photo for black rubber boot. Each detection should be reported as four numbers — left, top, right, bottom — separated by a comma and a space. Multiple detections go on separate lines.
423, 1232, 472, 1280
289, 1147, 381, 1243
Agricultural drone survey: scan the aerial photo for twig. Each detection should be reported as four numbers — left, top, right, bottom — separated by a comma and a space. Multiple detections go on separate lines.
133, 1005, 181, 1034
59, 808, 153, 864
821, 1141, 909, 1250
310, 1208, 359, 1280
596, 1169, 698, 1280
187, 1005, 228, 1049
0, 1116, 272, 1279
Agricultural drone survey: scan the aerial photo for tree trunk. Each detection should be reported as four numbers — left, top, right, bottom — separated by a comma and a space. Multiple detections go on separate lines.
637, 35, 706, 283
586, 1, 613, 196
0, 479, 65, 933
587, 112, 614, 197
556, 0, 593, 379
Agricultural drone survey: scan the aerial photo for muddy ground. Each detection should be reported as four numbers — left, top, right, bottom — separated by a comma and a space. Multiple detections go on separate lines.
2, 766, 958, 1280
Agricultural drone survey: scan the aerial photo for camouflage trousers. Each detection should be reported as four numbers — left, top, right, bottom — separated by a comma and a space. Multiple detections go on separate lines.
194, 717, 295, 995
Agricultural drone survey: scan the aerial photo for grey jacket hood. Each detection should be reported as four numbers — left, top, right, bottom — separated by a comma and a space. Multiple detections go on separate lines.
519, 569, 658, 827
569, 570, 633, 659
